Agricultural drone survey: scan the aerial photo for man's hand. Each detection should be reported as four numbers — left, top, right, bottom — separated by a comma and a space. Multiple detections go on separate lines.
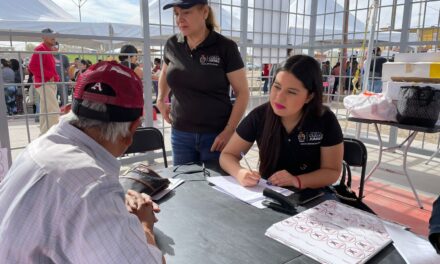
156, 100, 171, 124
125, 190, 159, 230
210, 127, 234, 152
237, 168, 261, 187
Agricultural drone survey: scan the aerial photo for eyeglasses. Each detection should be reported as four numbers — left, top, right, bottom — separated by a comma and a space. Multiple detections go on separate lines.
172, 162, 210, 180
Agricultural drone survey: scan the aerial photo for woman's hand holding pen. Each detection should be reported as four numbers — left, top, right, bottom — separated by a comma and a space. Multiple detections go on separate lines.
237, 168, 261, 187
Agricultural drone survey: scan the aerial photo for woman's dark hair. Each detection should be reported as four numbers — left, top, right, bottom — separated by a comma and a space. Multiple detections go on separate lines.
332, 61, 340, 70
9, 59, 20, 71
1, 58, 10, 68
258, 54, 324, 178
119, 44, 138, 62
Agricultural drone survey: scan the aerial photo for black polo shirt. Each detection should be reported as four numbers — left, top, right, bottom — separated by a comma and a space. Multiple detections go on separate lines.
236, 103, 343, 178
164, 31, 244, 133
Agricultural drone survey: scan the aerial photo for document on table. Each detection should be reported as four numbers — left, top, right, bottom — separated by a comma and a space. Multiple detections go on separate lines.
383, 221, 440, 264
207, 176, 293, 209
266, 200, 392, 264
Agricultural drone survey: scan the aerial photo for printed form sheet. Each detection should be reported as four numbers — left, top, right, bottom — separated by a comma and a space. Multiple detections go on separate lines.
266, 200, 391, 264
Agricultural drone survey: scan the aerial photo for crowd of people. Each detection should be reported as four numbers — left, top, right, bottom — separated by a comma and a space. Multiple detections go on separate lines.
0, 0, 438, 263
1, 32, 162, 129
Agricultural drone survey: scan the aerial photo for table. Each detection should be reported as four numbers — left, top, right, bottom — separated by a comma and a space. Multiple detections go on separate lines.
348, 117, 440, 209
153, 163, 404, 264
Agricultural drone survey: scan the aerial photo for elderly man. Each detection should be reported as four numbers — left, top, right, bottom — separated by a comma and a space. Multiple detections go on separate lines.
0, 61, 164, 263
28, 28, 60, 135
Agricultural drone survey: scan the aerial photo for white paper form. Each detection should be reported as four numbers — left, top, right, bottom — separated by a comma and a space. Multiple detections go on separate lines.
266, 200, 392, 264
207, 176, 292, 208
383, 221, 440, 264
0, 148, 9, 182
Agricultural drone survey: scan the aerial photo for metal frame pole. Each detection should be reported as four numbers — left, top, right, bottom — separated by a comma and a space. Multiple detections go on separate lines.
140, 0, 154, 127
308, 0, 318, 57
400, 0, 413, 53
239, 0, 249, 65
388, 0, 413, 146
0, 69, 12, 168
362, 0, 379, 93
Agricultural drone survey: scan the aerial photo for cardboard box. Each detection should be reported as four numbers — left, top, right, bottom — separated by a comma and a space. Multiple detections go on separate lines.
382, 62, 440, 82
395, 53, 440, 63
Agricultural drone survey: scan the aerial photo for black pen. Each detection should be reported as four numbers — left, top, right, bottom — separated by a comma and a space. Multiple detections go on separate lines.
240, 152, 260, 183
240, 152, 252, 171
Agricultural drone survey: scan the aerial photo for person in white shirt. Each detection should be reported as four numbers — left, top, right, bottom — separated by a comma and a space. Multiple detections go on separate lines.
0, 61, 165, 263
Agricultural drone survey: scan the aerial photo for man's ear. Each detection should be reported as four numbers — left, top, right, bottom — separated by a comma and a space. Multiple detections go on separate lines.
129, 118, 142, 135
122, 118, 142, 147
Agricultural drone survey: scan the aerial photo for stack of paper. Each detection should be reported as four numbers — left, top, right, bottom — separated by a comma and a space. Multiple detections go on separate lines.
383, 221, 440, 264
266, 200, 392, 264
207, 176, 292, 208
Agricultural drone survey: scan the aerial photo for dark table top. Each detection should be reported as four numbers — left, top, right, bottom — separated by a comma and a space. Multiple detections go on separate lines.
153, 163, 404, 264
347, 117, 440, 133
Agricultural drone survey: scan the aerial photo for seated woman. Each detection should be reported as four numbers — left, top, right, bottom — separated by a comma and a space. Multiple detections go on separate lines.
220, 55, 343, 189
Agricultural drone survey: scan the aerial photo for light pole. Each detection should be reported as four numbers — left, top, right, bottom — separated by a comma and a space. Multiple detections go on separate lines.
71, 0, 88, 22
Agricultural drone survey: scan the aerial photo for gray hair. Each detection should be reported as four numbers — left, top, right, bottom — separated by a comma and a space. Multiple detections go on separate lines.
62, 100, 133, 143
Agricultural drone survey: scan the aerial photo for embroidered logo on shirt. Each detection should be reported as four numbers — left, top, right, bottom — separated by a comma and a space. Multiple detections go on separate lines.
298, 132, 306, 143
200, 54, 221, 66
298, 131, 323, 145
308, 132, 323, 142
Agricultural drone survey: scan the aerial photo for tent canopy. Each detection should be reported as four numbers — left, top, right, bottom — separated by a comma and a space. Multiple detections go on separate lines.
0, 0, 422, 52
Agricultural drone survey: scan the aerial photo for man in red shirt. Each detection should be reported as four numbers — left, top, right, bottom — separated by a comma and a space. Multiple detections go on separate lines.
28, 28, 60, 135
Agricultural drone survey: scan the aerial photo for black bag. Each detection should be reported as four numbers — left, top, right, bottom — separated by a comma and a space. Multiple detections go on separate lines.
330, 161, 375, 214
396, 86, 440, 127
119, 163, 170, 196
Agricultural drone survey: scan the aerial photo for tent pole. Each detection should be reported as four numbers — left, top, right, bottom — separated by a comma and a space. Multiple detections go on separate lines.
140, 0, 154, 128
362, 0, 379, 93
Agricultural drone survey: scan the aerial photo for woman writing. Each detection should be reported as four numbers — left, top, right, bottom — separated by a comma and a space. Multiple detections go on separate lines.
220, 55, 343, 189
158, 0, 249, 165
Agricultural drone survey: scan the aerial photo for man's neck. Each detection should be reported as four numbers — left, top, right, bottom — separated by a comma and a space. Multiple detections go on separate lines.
81, 127, 123, 157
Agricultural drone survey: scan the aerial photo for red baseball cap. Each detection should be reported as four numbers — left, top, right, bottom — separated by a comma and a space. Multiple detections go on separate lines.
72, 61, 143, 122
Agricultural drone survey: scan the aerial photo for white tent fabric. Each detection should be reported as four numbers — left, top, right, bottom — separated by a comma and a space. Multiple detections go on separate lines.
0, 0, 420, 53
0, 0, 74, 21
0, 20, 145, 50
0, 0, 243, 50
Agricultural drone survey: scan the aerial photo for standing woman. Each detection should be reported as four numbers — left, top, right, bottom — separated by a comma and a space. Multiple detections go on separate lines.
220, 55, 343, 188
158, 0, 249, 165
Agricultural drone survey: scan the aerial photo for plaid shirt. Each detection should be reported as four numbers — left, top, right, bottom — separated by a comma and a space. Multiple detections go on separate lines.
0, 120, 162, 263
